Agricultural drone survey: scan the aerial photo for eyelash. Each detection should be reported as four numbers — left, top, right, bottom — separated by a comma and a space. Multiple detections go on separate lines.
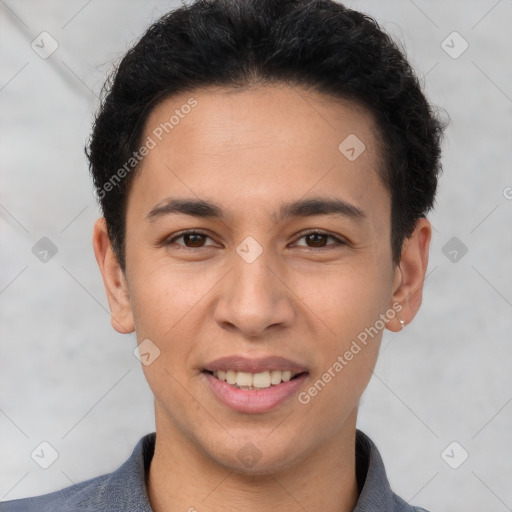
163, 229, 347, 251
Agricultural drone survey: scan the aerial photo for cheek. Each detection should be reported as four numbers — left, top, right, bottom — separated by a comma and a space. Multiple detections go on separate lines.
128, 258, 205, 338
128, 264, 203, 410
296, 273, 388, 431
300, 262, 392, 392
127, 260, 214, 395
128, 246, 393, 353
314, 286, 384, 392
297, 262, 391, 338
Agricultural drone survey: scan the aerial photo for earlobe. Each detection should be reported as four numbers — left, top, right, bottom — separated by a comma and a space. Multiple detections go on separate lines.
387, 217, 432, 332
92, 217, 135, 334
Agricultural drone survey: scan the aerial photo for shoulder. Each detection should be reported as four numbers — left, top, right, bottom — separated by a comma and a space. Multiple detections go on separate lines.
393, 494, 433, 512
354, 429, 433, 512
0, 472, 111, 512
0, 432, 156, 512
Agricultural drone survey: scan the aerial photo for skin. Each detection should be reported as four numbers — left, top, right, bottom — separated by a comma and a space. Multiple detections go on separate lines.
93, 84, 431, 512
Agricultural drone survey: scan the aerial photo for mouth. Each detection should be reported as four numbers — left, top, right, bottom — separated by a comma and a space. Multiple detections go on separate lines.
202, 369, 308, 390
201, 355, 309, 413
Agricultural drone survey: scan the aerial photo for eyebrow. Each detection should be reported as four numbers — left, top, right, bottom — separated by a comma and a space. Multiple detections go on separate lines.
145, 197, 366, 224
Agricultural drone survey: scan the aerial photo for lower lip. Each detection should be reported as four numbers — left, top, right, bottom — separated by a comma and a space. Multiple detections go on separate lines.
203, 371, 308, 414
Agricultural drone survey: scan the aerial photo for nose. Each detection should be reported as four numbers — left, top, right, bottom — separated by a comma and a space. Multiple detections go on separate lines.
213, 247, 296, 339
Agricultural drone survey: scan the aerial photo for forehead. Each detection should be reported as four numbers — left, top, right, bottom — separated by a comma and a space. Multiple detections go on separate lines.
128, 84, 389, 226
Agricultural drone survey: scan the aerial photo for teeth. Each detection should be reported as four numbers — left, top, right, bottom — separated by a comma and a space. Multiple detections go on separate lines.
271, 370, 283, 385
253, 371, 271, 388
212, 369, 296, 389
236, 371, 253, 387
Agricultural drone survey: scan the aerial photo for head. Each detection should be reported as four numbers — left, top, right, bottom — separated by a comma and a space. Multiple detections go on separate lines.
89, 0, 445, 475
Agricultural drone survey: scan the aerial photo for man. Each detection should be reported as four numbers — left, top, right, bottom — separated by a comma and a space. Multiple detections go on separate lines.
1, 0, 444, 510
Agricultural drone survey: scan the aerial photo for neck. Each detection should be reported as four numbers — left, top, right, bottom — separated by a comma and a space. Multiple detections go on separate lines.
147, 407, 360, 512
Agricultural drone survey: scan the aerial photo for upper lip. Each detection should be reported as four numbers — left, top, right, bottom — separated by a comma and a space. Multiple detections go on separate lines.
203, 355, 308, 375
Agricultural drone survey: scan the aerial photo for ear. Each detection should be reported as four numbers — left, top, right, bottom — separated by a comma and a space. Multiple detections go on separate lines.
92, 217, 135, 334
386, 217, 432, 332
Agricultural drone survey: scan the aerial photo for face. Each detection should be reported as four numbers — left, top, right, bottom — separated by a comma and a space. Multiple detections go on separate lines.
94, 84, 429, 475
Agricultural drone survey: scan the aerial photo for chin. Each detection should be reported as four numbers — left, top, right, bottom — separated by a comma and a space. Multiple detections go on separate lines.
202, 432, 305, 476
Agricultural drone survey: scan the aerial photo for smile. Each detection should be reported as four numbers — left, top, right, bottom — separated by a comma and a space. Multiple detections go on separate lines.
202, 370, 309, 413
207, 369, 304, 389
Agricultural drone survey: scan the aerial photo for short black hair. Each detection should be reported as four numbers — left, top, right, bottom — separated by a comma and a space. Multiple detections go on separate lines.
86, 0, 446, 272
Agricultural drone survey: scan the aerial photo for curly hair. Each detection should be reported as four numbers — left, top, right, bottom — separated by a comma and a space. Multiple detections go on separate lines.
86, 0, 446, 272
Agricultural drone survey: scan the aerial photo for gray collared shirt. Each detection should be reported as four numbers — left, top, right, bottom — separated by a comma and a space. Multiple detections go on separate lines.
0, 429, 430, 511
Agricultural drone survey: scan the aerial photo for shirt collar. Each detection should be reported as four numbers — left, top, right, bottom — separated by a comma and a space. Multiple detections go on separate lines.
105, 429, 417, 512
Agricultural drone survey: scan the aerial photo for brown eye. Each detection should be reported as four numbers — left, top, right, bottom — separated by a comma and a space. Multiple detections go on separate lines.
294, 230, 345, 250
165, 231, 212, 248
304, 232, 329, 248
182, 233, 207, 247
164, 229, 346, 251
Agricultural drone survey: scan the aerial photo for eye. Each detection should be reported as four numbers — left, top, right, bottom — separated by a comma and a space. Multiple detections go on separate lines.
164, 229, 346, 250
164, 230, 214, 249
293, 230, 346, 250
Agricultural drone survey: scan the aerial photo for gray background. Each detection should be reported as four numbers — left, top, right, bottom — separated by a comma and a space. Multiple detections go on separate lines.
1, 0, 511, 510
